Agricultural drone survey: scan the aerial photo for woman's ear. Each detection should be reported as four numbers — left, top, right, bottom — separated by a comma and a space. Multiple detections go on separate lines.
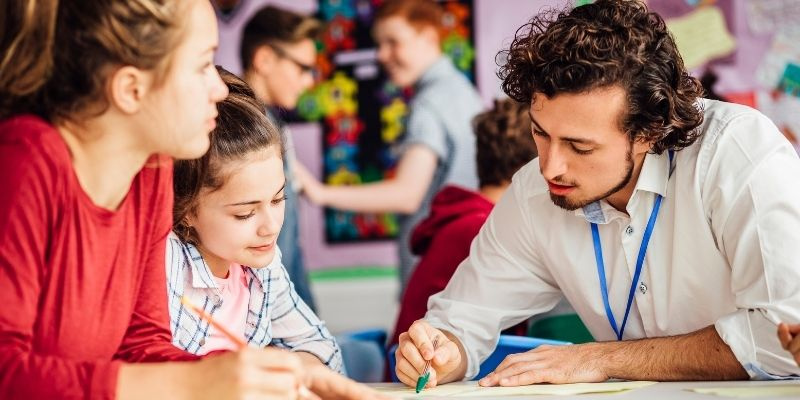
107, 65, 151, 114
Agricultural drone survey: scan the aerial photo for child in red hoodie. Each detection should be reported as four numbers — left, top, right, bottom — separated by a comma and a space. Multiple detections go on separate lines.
390, 99, 538, 347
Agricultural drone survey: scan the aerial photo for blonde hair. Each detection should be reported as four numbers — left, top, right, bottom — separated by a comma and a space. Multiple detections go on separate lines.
0, 0, 185, 121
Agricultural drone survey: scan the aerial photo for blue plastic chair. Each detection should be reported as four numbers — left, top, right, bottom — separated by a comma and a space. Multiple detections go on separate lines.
387, 334, 570, 382
336, 328, 388, 383
346, 328, 387, 346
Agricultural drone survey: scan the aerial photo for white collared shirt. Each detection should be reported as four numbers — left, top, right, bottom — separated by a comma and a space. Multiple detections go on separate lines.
425, 99, 800, 379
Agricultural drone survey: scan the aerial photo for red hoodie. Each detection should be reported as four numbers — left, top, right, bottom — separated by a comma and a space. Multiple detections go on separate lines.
389, 185, 527, 347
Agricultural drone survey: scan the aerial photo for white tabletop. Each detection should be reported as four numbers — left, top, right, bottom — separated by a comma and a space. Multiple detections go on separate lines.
370, 380, 800, 399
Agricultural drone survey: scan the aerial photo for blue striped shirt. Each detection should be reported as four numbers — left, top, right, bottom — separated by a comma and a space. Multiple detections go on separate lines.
165, 233, 343, 373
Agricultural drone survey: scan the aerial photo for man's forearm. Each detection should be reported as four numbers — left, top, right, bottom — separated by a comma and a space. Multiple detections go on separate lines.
600, 325, 748, 381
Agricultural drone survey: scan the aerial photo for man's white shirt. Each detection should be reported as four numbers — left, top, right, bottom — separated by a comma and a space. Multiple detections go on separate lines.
425, 99, 800, 379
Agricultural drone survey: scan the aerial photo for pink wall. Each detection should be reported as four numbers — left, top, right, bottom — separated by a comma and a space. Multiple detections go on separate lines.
473, 0, 571, 105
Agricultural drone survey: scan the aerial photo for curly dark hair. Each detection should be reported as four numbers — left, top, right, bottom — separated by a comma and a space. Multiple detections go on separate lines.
498, 0, 704, 154
474, 99, 538, 187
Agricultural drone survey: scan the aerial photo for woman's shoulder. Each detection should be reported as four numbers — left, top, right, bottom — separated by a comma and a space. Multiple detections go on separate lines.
0, 114, 71, 170
0, 115, 74, 207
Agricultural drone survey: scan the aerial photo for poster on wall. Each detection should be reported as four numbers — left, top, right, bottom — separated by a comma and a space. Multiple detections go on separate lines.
294, 0, 476, 243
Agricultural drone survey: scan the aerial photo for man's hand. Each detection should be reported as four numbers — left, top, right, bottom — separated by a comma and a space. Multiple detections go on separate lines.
478, 343, 609, 386
778, 323, 800, 366
395, 320, 464, 389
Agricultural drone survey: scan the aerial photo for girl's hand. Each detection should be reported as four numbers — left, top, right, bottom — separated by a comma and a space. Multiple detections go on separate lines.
305, 364, 393, 400
188, 347, 307, 400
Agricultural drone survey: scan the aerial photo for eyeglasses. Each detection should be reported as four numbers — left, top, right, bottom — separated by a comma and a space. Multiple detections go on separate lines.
268, 43, 315, 75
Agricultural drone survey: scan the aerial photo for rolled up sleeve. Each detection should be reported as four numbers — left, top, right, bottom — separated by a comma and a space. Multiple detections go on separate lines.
713, 117, 800, 379
424, 171, 562, 379
269, 259, 343, 374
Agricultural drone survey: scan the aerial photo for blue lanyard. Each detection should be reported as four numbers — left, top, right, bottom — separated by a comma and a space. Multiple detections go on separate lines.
590, 150, 673, 341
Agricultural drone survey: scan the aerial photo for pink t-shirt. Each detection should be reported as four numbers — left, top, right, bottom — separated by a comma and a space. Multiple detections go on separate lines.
199, 264, 250, 354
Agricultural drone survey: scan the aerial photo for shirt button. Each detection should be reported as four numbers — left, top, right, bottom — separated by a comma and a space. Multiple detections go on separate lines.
213, 295, 222, 305
625, 225, 634, 236
639, 282, 648, 294
199, 338, 206, 346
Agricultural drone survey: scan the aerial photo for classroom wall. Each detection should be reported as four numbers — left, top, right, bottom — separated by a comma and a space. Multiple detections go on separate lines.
214, 0, 573, 270
215, 0, 797, 270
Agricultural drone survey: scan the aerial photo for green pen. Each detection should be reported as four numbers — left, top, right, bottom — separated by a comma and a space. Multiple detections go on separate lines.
415, 336, 440, 393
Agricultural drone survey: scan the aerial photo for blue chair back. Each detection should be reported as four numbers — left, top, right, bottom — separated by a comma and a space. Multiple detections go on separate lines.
337, 328, 388, 383
347, 328, 387, 346
387, 334, 569, 382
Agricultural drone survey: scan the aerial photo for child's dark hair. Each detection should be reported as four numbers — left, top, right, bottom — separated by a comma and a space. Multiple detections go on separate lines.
240, 6, 322, 73
173, 67, 285, 244
473, 98, 538, 187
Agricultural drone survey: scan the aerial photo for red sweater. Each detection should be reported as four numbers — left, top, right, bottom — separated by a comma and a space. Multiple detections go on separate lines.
0, 115, 197, 399
389, 186, 528, 348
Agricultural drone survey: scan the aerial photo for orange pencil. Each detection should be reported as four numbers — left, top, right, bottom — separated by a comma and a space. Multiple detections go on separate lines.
180, 296, 314, 399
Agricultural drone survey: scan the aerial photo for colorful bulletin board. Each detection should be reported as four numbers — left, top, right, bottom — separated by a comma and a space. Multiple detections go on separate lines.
648, 0, 800, 149
294, 0, 476, 243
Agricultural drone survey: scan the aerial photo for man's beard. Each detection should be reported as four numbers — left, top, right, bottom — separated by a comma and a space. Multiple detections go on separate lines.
549, 146, 635, 211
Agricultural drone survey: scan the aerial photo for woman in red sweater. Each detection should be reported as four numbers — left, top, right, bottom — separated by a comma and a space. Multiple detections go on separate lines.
0, 1, 371, 399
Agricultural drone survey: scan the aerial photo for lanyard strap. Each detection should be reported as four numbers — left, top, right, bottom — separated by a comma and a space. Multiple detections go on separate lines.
590, 150, 673, 341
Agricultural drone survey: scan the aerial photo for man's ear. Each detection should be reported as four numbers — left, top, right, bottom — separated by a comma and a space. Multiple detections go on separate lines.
252, 45, 278, 75
107, 65, 151, 114
632, 135, 656, 157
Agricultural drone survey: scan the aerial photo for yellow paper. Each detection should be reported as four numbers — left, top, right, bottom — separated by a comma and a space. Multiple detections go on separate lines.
666, 6, 736, 69
372, 380, 656, 398
691, 385, 800, 398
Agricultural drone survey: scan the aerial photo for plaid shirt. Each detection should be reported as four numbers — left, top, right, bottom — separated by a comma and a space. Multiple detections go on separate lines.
165, 233, 343, 373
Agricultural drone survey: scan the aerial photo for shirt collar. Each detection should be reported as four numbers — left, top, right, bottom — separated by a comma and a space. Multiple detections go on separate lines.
575, 151, 673, 224
183, 241, 281, 290
416, 56, 455, 89
633, 150, 672, 199
183, 242, 221, 289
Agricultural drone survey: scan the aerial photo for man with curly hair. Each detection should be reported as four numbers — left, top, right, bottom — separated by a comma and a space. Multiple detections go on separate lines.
393, 0, 800, 387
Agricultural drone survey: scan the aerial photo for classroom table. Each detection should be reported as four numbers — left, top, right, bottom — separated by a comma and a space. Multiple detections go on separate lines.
370, 380, 800, 399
